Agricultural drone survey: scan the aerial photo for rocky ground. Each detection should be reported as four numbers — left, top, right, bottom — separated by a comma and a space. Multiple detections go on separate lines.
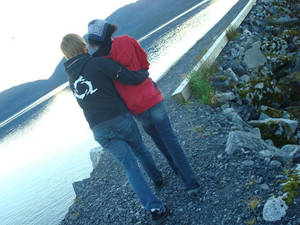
60, 0, 300, 224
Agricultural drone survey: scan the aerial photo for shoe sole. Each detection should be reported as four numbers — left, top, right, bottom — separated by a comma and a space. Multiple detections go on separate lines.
152, 207, 170, 225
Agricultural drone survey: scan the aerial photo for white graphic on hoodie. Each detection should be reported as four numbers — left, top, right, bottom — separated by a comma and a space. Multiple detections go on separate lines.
73, 76, 98, 99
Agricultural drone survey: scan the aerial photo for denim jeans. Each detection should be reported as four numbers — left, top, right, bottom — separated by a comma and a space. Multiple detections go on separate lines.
135, 101, 200, 190
92, 113, 163, 211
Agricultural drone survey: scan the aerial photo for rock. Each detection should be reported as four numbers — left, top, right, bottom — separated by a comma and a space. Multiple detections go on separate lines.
223, 110, 256, 133
243, 41, 267, 69
258, 106, 286, 119
278, 72, 300, 105
239, 74, 250, 83
90, 147, 104, 169
272, 16, 299, 26
215, 91, 236, 104
225, 68, 239, 82
72, 178, 89, 196
261, 37, 288, 55
234, 104, 260, 121
263, 196, 288, 222
269, 160, 282, 168
242, 160, 254, 166
248, 118, 298, 147
236, 76, 284, 108
293, 153, 300, 164
285, 106, 300, 121
274, 145, 300, 165
226, 61, 247, 76
260, 183, 270, 191
259, 113, 270, 120
225, 130, 276, 155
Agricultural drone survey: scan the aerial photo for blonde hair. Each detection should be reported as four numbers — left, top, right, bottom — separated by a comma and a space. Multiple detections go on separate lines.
60, 34, 87, 59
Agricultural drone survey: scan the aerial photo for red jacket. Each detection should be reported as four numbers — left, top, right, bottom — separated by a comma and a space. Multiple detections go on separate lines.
107, 35, 163, 114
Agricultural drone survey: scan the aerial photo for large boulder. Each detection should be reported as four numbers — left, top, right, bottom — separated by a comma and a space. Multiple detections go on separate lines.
243, 41, 267, 69
225, 130, 277, 155
248, 118, 298, 147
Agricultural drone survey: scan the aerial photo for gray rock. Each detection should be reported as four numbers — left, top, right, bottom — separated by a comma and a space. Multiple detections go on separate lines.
224, 110, 256, 132
239, 74, 250, 83
242, 160, 254, 166
259, 112, 271, 120
263, 196, 288, 222
225, 130, 276, 155
260, 183, 270, 191
248, 118, 298, 148
269, 160, 282, 168
273, 16, 299, 25
225, 68, 239, 82
243, 41, 267, 68
259, 150, 274, 158
72, 178, 89, 196
264, 139, 274, 146
90, 147, 104, 169
274, 145, 300, 164
215, 92, 236, 104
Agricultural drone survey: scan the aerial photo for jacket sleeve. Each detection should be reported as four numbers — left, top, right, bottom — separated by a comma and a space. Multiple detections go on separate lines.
94, 57, 149, 85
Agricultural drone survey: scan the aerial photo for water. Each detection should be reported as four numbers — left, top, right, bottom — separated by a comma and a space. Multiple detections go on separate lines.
0, 90, 97, 225
0, 0, 239, 224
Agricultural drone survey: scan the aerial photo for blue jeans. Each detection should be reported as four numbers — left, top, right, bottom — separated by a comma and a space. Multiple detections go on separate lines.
92, 113, 163, 211
135, 101, 200, 190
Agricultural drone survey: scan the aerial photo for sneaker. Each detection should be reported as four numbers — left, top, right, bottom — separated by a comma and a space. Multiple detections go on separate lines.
186, 186, 201, 196
154, 174, 164, 188
151, 206, 169, 223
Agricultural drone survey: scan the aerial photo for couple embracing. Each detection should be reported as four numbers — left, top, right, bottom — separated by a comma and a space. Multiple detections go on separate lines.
60, 19, 200, 223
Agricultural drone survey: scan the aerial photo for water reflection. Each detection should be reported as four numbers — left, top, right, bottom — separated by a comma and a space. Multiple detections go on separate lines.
147, 0, 238, 81
0, 89, 95, 225
0, 89, 96, 179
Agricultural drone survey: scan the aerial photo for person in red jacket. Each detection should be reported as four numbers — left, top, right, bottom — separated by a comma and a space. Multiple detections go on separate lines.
87, 19, 200, 195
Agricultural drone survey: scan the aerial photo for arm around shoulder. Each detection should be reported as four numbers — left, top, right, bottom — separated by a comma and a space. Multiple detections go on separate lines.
94, 57, 149, 85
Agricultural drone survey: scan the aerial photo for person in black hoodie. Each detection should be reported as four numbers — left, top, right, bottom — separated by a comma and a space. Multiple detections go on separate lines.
60, 34, 169, 222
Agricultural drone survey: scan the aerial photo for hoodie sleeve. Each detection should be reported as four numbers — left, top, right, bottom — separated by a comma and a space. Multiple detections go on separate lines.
109, 35, 149, 71
93, 57, 149, 85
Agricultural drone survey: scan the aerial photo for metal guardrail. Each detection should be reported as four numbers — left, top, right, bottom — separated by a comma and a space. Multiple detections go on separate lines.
171, 0, 257, 102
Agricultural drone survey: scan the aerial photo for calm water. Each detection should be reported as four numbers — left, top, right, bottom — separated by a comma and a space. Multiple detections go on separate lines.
0, 0, 239, 224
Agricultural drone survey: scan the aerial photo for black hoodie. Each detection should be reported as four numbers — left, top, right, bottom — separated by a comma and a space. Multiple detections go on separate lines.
64, 53, 149, 128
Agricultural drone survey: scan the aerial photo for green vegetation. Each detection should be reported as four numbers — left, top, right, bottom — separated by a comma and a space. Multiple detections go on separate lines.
226, 26, 240, 41
246, 218, 256, 225
250, 120, 297, 147
243, 196, 261, 210
278, 169, 300, 205
281, 29, 300, 42
249, 197, 260, 210
189, 64, 217, 105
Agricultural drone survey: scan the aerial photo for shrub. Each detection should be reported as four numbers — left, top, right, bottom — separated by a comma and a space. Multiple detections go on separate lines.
189, 65, 216, 105
226, 26, 240, 41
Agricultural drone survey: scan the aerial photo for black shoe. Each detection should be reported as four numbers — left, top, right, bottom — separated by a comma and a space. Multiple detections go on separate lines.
174, 169, 179, 176
154, 174, 164, 188
151, 206, 169, 223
